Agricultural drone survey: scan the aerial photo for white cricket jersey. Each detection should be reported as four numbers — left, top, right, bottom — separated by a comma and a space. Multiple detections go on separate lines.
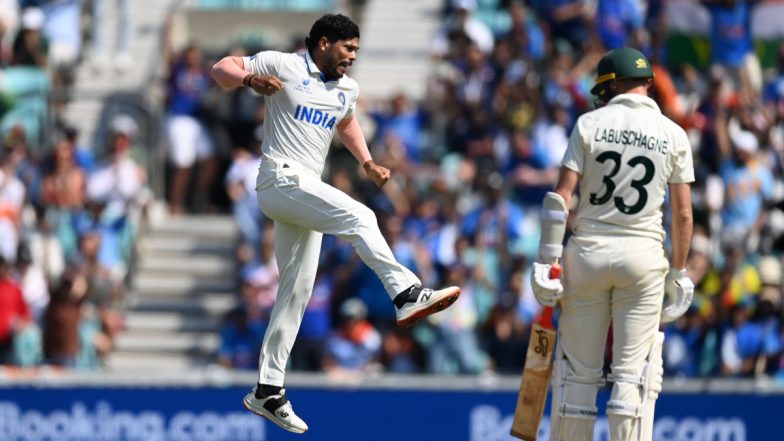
243, 50, 358, 176
561, 94, 695, 242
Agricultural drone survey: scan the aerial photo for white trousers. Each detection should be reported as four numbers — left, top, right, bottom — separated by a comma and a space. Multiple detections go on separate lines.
254, 161, 420, 386
552, 234, 668, 441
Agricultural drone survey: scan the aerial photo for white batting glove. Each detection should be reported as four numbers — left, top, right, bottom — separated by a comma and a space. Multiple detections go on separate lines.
531, 262, 563, 307
661, 268, 694, 323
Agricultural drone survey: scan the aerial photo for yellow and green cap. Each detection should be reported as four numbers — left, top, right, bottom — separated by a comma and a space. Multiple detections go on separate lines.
590, 47, 654, 97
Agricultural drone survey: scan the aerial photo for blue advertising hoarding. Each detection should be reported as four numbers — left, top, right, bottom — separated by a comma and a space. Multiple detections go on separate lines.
0, 384, 778, 441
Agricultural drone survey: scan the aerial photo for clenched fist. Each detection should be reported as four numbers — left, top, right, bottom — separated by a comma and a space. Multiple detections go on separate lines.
245, 74, 284, 96
363, 160, 391, 187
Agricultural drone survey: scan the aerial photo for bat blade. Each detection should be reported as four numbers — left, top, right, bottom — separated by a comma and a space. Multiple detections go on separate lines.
510, 320, 556, 440
512, 263, 561, 440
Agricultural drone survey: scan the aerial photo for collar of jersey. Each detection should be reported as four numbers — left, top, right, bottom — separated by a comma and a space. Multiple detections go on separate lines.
304, 50, 338, 84
607, 93, 660, 112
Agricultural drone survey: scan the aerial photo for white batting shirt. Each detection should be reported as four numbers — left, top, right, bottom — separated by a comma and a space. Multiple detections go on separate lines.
562, 93, 695, 242
243, 50, 358, 176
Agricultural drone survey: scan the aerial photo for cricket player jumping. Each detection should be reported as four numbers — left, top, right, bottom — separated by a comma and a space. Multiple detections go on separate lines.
210, 14, 460, 433
530, 47, 695, 441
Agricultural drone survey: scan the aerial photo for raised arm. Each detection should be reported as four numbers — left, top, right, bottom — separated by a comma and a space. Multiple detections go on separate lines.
211, 55, 284, 95
210, 56, 249, 90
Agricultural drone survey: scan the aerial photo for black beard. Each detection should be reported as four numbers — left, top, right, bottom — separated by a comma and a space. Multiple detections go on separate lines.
323, 68, 341, 81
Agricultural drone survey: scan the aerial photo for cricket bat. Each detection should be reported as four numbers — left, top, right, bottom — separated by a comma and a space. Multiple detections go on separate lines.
510, 264, 561, 441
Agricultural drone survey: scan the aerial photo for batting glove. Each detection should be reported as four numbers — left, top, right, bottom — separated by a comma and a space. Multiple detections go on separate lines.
531, 262, 563, 307
661, 268, 694, 323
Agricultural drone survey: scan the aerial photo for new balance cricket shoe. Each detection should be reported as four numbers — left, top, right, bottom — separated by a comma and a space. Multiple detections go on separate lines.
243, 387, 308, 434
394, 285, 461, 327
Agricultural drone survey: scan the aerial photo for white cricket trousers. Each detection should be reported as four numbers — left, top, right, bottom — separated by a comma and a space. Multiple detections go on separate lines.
254, 160, 420, 386
552, 234, 668, 441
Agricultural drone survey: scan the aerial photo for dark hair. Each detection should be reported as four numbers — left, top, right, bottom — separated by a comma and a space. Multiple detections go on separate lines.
305, 14, 359, 51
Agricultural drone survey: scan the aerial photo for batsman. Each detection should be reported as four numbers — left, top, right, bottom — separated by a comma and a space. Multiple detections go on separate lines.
530, 47, 695, 441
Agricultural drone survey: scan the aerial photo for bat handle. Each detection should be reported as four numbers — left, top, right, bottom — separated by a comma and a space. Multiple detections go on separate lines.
538, 263, 561, 329
548, 262, 562, 279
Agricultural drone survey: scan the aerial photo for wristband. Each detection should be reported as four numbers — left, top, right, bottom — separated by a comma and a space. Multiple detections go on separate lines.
242, 73, 256, 87
362, 160, 373, 170
670, 268, 687, 277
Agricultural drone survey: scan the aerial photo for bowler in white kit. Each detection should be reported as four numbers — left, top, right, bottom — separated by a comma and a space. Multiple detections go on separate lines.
530, 47, 695, 441
210, 14, 460, 433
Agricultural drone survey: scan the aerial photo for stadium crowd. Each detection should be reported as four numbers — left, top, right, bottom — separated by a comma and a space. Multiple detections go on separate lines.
1, 0, 783, 383
0, 0, 145, 371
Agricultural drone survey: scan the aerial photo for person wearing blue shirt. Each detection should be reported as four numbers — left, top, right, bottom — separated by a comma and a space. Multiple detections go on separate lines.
718, 130, 773, 242
165, 44, 216, 214
703, 0, 762, 94
596, 0, 644, 50
370, 93, 428, 163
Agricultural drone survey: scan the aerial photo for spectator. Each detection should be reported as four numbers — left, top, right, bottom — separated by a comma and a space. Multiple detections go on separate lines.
217, 278, 268, 370
0, 0, 19, 65
24, 204, 66, 287
290, 269, 333, 372
718, 129, 774, 246
501, 0, 546, 61
40, 134, 87, 259
42, 270, 81, 367
76, 229, 124, 355
0, 255, 31, 365
431, 0, 494, 59
460, 173, 526, 316
369, 93, 427, 164
0, 146, 26, 262
663, 309, 703, 377
703, 0, 762, 97
4, 126, 42, 205
164, 42, 217, 215
721, 302, 763, 377
593, 0, 645, 51
423, 263, 485, 374
540, 0, 591, 51
324, 298, 382, 374
83, 115, 148, 277
86, 115, 147, 220
481, 298, 528, 374
381, 327, 420, 373
225, 144, 263, 250
14, 243, 48, 323
11, 7, 48, 67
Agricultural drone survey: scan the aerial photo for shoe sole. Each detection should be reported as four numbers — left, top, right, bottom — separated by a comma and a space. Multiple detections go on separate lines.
396, 287, 461, 328
243, 397, 307, 434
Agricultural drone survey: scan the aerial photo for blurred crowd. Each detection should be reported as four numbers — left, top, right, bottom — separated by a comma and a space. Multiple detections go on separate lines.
211, 0, 784, 382
0, 0, 147, 371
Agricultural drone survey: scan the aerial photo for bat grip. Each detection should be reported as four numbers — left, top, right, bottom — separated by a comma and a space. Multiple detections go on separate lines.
538, 306, 554, 329
537, 263, 561, 329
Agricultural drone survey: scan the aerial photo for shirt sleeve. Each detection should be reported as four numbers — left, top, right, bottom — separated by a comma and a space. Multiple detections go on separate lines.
561, 115, 589, 174
343, 83, 360, 120
669, 126, 695, 184
243, 51, 283, 77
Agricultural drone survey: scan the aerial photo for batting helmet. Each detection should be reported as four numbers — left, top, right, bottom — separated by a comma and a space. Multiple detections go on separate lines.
590, 47, 654, 100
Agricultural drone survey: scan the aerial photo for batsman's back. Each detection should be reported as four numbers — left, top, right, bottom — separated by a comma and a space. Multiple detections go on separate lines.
563, 94, 693, 243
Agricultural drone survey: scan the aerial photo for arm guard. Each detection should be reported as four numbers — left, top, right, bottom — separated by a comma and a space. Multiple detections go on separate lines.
539, 192, 568, 263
